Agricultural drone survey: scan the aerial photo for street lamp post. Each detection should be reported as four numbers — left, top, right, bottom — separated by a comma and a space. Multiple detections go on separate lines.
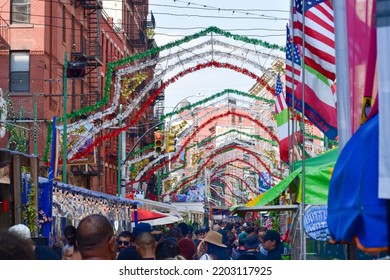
120, 121, 164, 198
167, 93, 205, 129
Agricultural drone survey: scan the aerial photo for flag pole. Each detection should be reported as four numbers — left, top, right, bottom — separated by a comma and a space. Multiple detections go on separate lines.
299, 0, 307, 260
334, 0, 355, 260
47, 116, 57, 238
289, 0, 295, 170
334, 0, 352, 149
62, 52, 68, 183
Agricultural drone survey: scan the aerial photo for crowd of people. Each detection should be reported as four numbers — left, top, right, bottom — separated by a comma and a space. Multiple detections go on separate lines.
0, 214, 284, 260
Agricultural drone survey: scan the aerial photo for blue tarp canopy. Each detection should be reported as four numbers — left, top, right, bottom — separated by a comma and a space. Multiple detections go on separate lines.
328, 115, 389, 253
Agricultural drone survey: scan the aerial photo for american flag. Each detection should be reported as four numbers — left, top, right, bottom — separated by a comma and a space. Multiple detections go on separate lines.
285, 26, 301, 96
275, 73, 287, 114
293, 0, 336, 82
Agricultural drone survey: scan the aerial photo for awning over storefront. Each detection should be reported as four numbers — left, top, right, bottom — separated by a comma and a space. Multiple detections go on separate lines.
131, 208, 167, 222
233, 204, 299, 212
234, 148, 338, 211
133, 197, 178, 213
141, 213, 183, 226
132, 197, 183, 226
247, 168, 301, 207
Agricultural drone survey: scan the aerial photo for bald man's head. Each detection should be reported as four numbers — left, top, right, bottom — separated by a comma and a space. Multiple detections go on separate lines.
76, 214, 116, 260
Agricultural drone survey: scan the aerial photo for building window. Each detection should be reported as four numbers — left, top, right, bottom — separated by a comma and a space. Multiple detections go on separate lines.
105, 37, 109, 64
11, 0, 30, 24
71, 16, 75, 51
238, 116, 243, 124
231, 115, 235, 125
62, 5, 66, 43
10, 51, 30, 92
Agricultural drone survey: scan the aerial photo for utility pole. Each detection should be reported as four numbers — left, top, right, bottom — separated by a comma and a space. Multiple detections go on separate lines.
121, 126, 126, 198
117, 104, 122, 196
33, 95, 37, 155
157, 169, 161, 202
62, 52, 68, 183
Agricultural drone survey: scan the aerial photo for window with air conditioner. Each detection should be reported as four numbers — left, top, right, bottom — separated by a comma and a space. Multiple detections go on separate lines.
11, 0, 31, 24
10, 51, 30, 92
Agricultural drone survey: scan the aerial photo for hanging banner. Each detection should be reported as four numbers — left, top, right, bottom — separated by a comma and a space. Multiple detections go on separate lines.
259, 171, 272, 193
57, 123, 96, 165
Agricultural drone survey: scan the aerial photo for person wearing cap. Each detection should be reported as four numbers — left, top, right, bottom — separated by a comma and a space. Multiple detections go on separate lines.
197, 231, 230, 260
238, 235, 266, 260
8, 224, 60, 260
0, 231, 35, 260
262, 230, 282, 260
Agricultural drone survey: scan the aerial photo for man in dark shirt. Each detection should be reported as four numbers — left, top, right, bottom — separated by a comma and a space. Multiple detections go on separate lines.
262, 230, 282, 260
239, 235, 266, 260
117, 222, 156, 260
76, 214, 117, 260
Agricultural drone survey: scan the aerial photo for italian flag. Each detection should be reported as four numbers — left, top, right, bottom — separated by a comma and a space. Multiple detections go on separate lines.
276, 110, 301, 163
275, 73, 300, 163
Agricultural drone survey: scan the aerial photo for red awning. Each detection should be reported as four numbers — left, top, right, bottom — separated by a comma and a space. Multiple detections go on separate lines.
131, 208, 167, 222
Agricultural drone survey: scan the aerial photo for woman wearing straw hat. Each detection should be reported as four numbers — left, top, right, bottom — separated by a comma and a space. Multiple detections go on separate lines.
197, 231, 231, 260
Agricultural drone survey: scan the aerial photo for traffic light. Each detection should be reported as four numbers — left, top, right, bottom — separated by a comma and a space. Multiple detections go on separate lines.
166, 131, 176, 153
154, 131, 163, 153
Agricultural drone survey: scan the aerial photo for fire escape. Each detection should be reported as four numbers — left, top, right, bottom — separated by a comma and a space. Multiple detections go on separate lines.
72, 0, 103, 106
126, 0, 147, 50
69, 0, 104, 180
0, 15, 10, 50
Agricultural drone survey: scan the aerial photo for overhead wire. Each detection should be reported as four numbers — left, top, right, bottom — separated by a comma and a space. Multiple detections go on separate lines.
2, 12, 286, 39
4, 0, 288, 41
152, 12, 288, 21
171, 0, 289, 16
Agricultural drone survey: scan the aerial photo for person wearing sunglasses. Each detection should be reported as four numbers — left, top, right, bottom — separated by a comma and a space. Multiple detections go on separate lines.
117, 230, 132, 254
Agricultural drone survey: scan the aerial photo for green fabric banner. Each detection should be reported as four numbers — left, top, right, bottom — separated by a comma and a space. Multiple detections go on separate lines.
247, 168, 301, 207
296, 148, 339, 205
245, 148, 338, 207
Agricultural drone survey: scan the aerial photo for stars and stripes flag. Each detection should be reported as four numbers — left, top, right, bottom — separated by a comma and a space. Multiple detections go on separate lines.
275, 72, 300, 163
285, 25, 338, 139
293, 0, 336, 82
285, 26, 302, 95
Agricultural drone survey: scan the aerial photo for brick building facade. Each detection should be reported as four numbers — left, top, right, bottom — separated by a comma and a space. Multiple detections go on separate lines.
0, 0, 159, 195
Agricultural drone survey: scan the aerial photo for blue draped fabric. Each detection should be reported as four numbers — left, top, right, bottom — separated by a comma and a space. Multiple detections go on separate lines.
328, 115, 388, 252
